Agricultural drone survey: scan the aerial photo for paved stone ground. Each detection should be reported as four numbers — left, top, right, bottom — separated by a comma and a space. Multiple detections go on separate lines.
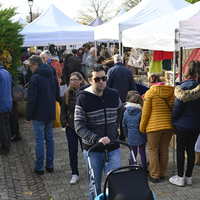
0, 117, 200, 200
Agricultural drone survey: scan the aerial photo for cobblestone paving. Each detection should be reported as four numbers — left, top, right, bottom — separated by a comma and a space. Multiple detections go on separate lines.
0, 117, 200, 200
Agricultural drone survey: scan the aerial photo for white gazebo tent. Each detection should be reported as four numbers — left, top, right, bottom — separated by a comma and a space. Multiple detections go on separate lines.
122, 2, 200, 52
122, 1, 200, 84
94, 0, 190, 55
20, 4, 94, 47
180, 12, 200, 48
15, 17, 29, 27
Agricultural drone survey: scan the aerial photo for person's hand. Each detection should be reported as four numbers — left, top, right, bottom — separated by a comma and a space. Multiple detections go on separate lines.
142, 132, 146, 134
66, 123, 69, 127
99, 137, 110, 145
25, 120, 31, 124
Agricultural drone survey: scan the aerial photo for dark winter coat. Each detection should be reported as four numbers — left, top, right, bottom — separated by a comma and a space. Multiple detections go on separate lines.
26, 64, 60, 121
106, 62, 137, 103
64, 54, 82, 84
60, 89, 76, 130
74, 85, 122, 152
172, 79, 200, 132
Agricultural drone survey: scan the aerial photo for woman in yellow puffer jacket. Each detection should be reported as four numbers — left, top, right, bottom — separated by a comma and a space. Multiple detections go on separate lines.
140, 74, 175, 183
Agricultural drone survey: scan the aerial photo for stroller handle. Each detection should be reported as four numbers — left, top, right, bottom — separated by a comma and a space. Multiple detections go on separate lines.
87, 140, 132, 158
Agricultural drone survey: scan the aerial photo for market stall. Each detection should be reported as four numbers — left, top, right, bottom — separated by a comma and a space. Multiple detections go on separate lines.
20, 4, 94, 47
95, 0, 190, 55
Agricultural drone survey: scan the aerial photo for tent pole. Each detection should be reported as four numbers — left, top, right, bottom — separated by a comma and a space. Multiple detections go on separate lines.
107, 40, 110, 53
180, 47, 183, 82
172, 50, 176, 174
119, 39, 121, 56
95, 41, 97, 60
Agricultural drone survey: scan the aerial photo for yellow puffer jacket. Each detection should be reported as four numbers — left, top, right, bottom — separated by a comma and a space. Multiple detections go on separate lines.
140, 84, 175, 133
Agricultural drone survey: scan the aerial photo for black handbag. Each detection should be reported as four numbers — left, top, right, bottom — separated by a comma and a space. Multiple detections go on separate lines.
11, 81, 25, 102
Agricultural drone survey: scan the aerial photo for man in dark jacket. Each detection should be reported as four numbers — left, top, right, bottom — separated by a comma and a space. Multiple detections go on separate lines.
107, 54, 137, 141
62, 49, 82, 85
26, 55, 60, 175
0, 62, 12, 155
74, 64, 122, 200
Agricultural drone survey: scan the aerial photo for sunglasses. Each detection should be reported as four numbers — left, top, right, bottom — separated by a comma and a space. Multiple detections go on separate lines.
29, 64, 34, 68
93, 76, 107, 83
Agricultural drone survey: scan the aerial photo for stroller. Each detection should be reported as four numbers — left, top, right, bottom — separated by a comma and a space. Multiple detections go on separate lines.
87, 140, 155, 200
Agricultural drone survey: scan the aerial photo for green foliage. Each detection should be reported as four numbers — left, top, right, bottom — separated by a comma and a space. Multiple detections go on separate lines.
185, 0, 200, 3
0, 4, 24, 81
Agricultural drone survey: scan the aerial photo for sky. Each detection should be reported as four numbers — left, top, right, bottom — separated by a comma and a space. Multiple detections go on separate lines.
1, 0, 121, 22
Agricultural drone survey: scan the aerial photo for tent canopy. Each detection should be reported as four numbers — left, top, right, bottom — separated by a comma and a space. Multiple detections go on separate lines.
94, 0, 190, 41
111, 8, 127, 21
180, 11, 200, 48
122, 2, 200, 52
15, 17, 29, 26
20, 4, 94, 47
88, 17, 104, 27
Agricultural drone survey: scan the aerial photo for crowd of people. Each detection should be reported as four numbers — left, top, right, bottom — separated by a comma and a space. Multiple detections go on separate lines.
0, 42, 200, 199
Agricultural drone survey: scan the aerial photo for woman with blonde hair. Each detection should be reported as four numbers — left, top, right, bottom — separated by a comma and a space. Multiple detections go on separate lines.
140, 74, 175, 183
169, 60, 200, 186
60, 72, 87, 184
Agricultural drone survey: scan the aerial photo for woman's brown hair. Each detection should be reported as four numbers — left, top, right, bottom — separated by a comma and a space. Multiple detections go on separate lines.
185, 60, 200, 83
149, 74, 162, 84
126, 90, 143, 106
65, 72, 87, 105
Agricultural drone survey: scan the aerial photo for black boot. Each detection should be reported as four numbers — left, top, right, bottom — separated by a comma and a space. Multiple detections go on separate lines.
143, 167, 149, 176
11, 135, 22, 142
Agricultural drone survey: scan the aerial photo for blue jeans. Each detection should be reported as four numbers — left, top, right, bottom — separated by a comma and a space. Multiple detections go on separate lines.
33, 120, 54, 171
83, 148, 121, 200
66, 126, 82, 176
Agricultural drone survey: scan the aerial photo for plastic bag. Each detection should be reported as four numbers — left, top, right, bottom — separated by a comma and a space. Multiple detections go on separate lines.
53, 101, 61, 128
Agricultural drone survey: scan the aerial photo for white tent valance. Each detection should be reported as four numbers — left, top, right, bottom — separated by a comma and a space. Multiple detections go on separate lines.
20, 4, 94, 47
122, 2, 200, 51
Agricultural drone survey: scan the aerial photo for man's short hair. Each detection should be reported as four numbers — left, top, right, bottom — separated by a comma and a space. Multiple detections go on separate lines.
83, 43, 91, 50
88, 64, 105, 79
41, 50, 51, 58
114, 54, 122, 63
28, 55, 44, 66
90, 47, 95, 54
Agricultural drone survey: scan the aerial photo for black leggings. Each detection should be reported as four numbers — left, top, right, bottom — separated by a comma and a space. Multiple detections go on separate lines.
176, 129, 199, 177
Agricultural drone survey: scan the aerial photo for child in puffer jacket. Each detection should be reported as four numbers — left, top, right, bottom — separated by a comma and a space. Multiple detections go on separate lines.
123, 91, 148, 174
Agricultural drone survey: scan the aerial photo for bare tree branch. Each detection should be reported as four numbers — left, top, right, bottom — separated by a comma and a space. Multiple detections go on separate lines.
76, 0, 113, 24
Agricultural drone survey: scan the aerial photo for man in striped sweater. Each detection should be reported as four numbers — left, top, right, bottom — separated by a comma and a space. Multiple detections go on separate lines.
74, 64, 122, 200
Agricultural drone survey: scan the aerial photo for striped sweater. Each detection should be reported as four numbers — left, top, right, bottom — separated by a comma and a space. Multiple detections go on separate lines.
74, 85, 122, 151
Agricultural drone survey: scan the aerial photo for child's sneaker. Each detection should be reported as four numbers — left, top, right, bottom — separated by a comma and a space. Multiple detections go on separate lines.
184, 176, 192, 185
169, 175, 184, 186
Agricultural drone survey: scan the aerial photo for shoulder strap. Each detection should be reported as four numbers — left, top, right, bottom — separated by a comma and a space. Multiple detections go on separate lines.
164, 98, 172, 113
